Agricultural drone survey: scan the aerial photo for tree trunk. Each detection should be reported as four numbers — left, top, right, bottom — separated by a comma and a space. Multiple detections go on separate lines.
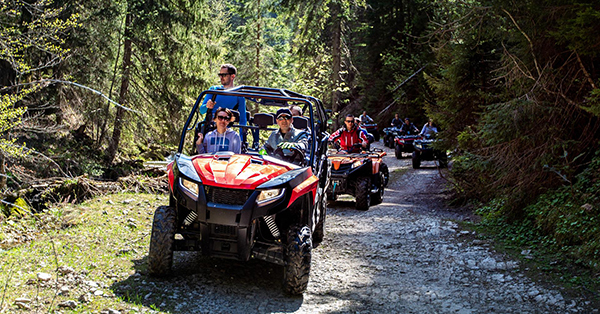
331, 1, 341, 130
107, 12, 133, 164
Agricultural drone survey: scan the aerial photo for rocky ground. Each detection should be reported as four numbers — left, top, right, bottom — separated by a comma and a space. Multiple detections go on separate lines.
106, 141, 595, 314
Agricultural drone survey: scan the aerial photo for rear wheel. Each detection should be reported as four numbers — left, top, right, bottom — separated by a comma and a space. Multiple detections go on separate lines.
354, 177, 371, 211
374, 132, 380, 142
412, 151, 421, 169
380, 163, 390, 187
148, 206, 176, 276
371, 173, 384, 205
283, 225, 312, 295
395, 143, 402, 159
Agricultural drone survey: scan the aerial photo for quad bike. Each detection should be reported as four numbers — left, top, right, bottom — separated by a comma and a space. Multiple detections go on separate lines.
382, 127, 401, 148
362, 123, 379, 141
326, 145, 389, 211
148, 86, 330, 295
412, 134, 448, 169
394, 132, 422, 159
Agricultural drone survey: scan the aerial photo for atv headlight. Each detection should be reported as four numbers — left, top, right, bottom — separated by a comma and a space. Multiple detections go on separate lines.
180, 178, 199, 198
257, 188, 284, 206
352, 160, 363, 168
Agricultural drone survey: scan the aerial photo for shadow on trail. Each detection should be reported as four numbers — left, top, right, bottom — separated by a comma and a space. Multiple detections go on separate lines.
111, 253, 303, 313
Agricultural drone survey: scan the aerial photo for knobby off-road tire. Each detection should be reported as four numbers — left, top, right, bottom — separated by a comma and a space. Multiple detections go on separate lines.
312, 194, 326, 247
283, 225, 312, 295
395, 143, 403, 159
380, 163, 390, 187
412, 151, 421, 169
148, 206, 176, 277
371, 172, 385, 205
354, 176, 371, 211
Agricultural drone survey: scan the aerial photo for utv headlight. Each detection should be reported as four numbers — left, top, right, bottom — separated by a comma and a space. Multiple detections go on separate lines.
257, 188, 284, 206
180, 177, 199, 197
352, 160, 363, 168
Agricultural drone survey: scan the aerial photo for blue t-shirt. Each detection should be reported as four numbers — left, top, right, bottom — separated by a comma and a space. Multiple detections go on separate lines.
199, 86, 247, 126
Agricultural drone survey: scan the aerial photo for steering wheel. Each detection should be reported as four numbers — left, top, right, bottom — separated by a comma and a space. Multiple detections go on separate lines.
273, 146, 306, 166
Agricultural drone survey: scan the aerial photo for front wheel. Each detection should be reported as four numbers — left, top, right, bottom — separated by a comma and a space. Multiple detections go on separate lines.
412, 151, 421, 169
395, 143, 402, 159
148, 206, 177, 276
283, 225, 312, 295
354, 177, 371, 211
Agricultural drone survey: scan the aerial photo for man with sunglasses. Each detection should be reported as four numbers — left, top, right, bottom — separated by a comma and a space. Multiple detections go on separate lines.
196, 107, 241, 154
262, 108, 309, 163
329, 114, 368, 153
199, 64, 247, 128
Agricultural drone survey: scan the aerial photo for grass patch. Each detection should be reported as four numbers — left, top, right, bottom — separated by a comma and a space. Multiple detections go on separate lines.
0, 193, 168, 313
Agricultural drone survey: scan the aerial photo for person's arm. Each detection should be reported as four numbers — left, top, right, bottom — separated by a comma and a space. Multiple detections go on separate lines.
197, 132, 209, 154
199, 86, 220, 115
358, 129, 368, 146
329, 128, 342, 141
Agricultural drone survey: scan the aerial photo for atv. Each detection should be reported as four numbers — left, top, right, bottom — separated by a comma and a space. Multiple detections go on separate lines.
148, 86, 330, 295
382, 126, 401, 148
326, 146, 389, 211
412, 134, 448, 169
394, 132, 422, 159
362, 123, 379, 141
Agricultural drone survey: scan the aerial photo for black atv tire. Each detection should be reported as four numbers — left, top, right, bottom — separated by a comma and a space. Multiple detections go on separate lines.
354, 176, 371, 211
371, 172, 385, 205
395, 143, 403, 159
380, 163, 390, 187
148, 206, 176, 276
312, 194, 326, 247
374, 132, 380, 142
412, 151, 421, 169
283, 225, 312, 295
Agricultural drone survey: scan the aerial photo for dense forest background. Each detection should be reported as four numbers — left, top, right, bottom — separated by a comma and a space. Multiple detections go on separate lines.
2, 0, 600, 280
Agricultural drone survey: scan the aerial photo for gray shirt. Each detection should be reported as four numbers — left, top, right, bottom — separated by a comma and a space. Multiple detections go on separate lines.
197, 128, 241, 154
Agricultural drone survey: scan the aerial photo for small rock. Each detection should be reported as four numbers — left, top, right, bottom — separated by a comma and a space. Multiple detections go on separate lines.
58, 300, 78, 309
14, 298, 31, 303
58, 266, 75, 275
78, 293, 92, 303
15, 301, 31, 310
94, 290, 104, 296
37, 272, 52, 281
107, 200, 114, 205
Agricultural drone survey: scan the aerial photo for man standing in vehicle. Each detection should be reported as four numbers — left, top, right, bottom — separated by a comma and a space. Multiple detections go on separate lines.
262, 108, 309, 162
391, 113, 402, 127
329, 114, 368, 153
199, 64, 247, 127
400, 117, 419, 135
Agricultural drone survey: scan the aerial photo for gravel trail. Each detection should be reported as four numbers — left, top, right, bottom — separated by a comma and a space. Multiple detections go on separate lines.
123, 142, 594, 314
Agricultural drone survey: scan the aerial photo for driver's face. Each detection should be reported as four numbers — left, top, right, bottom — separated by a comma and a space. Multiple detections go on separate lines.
219, 69, 233, 86
277, 114, 292, 133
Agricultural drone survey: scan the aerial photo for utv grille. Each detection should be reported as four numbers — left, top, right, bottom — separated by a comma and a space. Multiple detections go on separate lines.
205, 186, 252, 206
212, 224, 237, 236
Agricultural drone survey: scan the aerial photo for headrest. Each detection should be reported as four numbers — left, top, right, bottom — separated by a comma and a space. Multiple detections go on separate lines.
253, 113, 274, 128
292, 116, 309, 129
230, 110, 240, 123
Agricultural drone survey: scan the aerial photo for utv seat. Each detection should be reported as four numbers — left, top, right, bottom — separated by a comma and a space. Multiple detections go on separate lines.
292, 116, 309, 130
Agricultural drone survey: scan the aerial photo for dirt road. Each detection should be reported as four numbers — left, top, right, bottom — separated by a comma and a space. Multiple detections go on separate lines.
120, 142, 594, 314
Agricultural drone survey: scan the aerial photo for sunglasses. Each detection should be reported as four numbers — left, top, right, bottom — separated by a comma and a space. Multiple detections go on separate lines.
345, 120, 354, 123
277, 116, 292, 121
217, 73, 231, 77
216, 115, 230, 120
